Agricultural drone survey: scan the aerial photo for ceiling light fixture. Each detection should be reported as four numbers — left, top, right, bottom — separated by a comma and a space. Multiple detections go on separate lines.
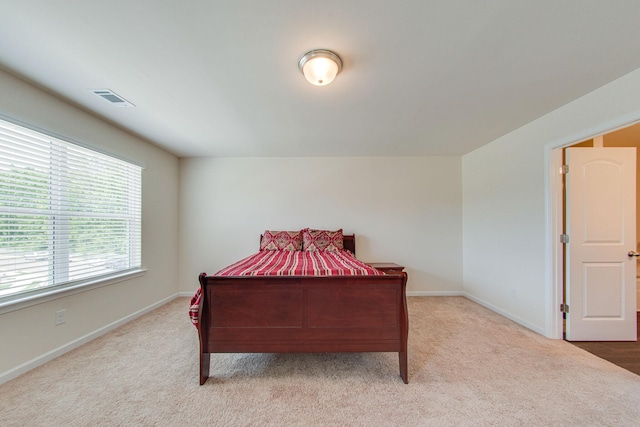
298, 49, 343, 86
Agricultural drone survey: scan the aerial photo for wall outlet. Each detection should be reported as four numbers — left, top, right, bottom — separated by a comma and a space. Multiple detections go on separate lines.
509, 287, 517, 299
55, 309, 66, 326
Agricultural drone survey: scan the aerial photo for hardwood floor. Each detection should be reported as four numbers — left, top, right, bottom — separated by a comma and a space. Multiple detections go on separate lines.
569, 313, 640, 376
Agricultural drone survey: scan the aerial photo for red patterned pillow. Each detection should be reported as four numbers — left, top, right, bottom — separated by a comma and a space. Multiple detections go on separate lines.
260, 230, 303, 251
303, 228, 344, 252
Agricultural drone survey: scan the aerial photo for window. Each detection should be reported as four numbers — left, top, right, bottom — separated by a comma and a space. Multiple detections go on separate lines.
0, 117, 142, 303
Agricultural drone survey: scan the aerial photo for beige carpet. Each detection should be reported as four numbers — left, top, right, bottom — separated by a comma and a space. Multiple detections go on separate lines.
2, 297, 639, 426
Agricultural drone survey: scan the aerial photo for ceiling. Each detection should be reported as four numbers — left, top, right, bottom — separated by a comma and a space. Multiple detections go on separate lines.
1, 1, 640, 158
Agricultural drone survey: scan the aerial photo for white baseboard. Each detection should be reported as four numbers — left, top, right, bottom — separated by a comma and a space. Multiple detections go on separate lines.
406, 292, 546, 336
0, 293, 180, 386
407, 291, 464, 297
462, 292, 546, 336
1, 290, 550, 385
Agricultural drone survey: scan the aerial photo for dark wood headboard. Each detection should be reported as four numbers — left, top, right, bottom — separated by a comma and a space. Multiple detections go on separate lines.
343, 234, 356, 254
259, 233, 356, 255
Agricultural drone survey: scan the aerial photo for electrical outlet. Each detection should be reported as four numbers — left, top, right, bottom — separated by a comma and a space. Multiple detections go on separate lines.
55, 309, 66, 326
509, 288, 517, 299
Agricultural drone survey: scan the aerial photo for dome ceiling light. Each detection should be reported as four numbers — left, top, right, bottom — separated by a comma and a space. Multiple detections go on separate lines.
298, 49, 343, 86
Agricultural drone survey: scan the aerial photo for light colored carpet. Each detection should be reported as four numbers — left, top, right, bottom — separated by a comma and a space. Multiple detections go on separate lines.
2, 296, 639, 426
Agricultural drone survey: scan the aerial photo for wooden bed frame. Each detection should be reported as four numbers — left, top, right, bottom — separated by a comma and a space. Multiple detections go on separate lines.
196, 234, 408, 384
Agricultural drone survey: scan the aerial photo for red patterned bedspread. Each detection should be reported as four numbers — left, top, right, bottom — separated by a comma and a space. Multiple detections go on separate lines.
189, 250, 383, 327
215, 249, 383, 277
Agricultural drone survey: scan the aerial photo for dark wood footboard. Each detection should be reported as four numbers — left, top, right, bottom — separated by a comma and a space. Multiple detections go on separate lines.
197, 272, 409, 385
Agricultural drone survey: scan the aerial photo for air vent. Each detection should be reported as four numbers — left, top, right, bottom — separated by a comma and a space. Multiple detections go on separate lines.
90, 89, 135, 107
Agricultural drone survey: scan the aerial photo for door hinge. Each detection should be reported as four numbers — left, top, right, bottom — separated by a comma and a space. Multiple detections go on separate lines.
560, 234, 569, 244
560, 164, 569, 174
560, 303, 569, 314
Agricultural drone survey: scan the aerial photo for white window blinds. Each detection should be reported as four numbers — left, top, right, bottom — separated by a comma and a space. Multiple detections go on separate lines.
0, 118, 142, 301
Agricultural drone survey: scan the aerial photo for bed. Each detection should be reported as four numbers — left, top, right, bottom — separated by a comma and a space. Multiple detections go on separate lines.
191, 229, 408, 385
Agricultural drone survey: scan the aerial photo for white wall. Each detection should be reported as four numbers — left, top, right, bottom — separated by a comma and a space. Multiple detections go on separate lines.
7, 57, 638, 383
462, 68, 640, 336
179, 157, 462, 295
0, 69, 180, 379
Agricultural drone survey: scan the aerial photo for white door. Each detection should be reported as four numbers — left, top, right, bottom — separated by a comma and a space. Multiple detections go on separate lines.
566, 147, 637, 341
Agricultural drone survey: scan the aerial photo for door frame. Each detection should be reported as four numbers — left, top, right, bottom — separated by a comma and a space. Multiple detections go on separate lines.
545, 114, 640, 339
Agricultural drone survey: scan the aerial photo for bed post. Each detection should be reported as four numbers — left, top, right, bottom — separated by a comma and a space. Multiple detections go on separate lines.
198, 273, 210, 385
200, 352, 210, 386
399, 272, 409, 384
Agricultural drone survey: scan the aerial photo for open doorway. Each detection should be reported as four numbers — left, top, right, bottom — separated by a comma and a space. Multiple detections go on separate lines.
552, 123, 640, 374
564, 123, 640, 318
549, 122, 640, 340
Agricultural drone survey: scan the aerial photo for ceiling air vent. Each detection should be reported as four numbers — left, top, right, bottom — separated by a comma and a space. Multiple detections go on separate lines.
90, 89, 135, 107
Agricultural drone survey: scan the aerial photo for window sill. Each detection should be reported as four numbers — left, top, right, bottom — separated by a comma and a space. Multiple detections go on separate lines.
0, 269, 147, 315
